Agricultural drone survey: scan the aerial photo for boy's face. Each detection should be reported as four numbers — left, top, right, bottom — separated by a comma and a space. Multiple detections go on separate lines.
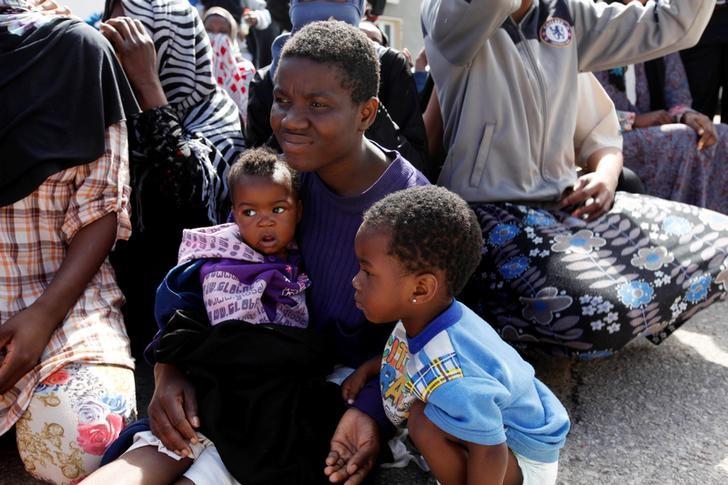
231, 172, 301, 259
271, 57, 371, 173
352, 227, 415, 324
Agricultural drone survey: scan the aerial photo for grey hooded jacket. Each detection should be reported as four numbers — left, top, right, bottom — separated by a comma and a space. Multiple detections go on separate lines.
422, 0, 716, 203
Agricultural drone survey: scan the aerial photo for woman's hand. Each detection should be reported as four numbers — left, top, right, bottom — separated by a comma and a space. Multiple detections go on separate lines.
100, 17, 167, 110
682, 111, 718, 151
633, 110, 673, 128
324, 408, 380, 484
0, 305, 57, 393
148, 363, 200, 458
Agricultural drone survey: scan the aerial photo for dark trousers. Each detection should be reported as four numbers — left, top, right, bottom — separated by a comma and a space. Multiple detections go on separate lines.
680, 9, 728, 120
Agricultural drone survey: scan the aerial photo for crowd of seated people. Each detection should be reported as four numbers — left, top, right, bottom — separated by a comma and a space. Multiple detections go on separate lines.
1, 0, 727, 484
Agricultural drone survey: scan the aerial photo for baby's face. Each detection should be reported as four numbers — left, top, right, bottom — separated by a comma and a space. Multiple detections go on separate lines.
231, 172, 301, 259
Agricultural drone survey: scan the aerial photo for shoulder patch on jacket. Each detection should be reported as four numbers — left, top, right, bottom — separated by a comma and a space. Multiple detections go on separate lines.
540, 17, 573, 46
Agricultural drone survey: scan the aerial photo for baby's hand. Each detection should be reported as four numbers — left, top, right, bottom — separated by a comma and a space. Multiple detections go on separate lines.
341, 368, 369, 405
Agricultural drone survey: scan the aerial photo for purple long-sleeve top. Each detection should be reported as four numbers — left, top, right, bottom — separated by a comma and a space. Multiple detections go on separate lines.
297, 147, 428, 432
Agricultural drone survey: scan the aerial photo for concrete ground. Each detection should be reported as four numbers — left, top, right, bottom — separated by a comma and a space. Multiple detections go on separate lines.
2, 301, 726, 484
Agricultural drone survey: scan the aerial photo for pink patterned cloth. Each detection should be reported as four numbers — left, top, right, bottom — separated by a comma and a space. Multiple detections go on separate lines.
208, 33, 255, 125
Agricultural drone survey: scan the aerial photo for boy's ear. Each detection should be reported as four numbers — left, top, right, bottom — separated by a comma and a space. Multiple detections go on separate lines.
411, 272, 439, 305
358, 97, 379, 132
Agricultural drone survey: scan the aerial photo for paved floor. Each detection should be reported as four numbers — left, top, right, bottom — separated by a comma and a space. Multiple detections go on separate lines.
2, 301, 727, 484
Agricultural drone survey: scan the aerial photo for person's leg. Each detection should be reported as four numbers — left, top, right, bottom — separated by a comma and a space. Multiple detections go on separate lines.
407, 401, 467, 485
462, 195, 728, 358
83, 446, 193, 485
616, 167, 645, 194
721, 43, 728, 120
680, 43, 722, 118
15, 363, 136, 484
408, 401, 522, 485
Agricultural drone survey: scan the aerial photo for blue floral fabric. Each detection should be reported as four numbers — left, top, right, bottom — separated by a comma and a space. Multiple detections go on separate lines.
463, 192, 728, 359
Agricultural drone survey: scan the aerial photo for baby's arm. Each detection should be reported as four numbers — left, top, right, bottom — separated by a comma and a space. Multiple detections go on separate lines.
341, 356, 381, 405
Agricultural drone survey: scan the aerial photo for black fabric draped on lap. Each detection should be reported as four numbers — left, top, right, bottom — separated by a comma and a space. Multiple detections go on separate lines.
154, 311, 346, 485
0, 17, 138, 206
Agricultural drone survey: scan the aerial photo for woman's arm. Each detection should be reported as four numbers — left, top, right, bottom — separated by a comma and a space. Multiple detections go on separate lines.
0, 213, 118, 392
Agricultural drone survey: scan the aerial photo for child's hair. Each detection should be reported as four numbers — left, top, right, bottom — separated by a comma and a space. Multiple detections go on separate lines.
279, 20, 379, 104
227, 147, 300, 197
361, 186, 484, 296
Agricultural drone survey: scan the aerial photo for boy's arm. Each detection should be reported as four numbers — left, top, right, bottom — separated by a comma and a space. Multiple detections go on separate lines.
571, 0, 716, 73
421, 0, 521, 66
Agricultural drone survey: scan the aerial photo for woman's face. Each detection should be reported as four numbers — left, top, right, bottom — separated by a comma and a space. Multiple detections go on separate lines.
271, 57, 373, 173
204, 14, 231, 36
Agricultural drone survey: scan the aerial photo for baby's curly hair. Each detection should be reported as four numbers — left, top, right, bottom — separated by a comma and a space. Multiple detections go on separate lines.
227, 147, 300, 198
361, 186, 484, 296
279, 20, 379, 104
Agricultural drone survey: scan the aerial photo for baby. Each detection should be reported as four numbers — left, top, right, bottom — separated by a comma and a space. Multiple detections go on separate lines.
352, 186, 571, 485
178, 147, 309, 328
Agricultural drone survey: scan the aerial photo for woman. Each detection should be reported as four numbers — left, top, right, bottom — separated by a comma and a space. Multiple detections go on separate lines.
423, 0, 728, 358
245, 0, 433, 179
85, 21, 428, 485
595, 53, 728, 214
0, 2, 137, 482
203, 6, 256, 125
101, 0, 246, 354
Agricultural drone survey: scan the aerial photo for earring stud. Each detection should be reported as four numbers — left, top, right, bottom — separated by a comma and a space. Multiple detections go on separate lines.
411, 298, 417, 303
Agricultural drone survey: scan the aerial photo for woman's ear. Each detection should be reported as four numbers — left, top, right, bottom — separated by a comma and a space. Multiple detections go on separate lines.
296, 199, 303, 223
411, 272, 439, 305
357, 97, 379, 132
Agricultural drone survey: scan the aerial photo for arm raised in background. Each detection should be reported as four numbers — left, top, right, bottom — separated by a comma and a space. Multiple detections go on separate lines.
420, 0, 522, 66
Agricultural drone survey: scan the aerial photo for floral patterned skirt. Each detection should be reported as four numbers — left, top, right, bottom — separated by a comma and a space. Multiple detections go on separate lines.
14, 363, 136, 484
462, 192, 728, 359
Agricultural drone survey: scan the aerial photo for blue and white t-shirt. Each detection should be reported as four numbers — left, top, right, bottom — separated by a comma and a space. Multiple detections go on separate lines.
380, 300, 570, 463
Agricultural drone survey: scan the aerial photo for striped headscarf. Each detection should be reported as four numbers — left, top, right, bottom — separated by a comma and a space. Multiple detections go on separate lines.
104, 0, 245, 223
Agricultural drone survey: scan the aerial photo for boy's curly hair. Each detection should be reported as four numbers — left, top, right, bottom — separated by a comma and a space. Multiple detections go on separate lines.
279, 20, 380, 103
361, 186, 484, 296
227, 147, 300, 197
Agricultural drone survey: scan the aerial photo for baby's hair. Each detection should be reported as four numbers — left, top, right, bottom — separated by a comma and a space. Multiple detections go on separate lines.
361, 186, 483, 296
279, 20, 379, 104
227, 147, 300, 197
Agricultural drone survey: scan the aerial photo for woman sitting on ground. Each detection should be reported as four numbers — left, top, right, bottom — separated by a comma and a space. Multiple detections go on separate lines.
594, 52, 728, 214
0, 2, 137, 482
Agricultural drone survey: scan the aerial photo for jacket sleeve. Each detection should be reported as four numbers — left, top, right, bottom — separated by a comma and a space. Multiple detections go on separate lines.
421, 0, 521, 66
573, 73, 623, 166
571, 0, 716, 73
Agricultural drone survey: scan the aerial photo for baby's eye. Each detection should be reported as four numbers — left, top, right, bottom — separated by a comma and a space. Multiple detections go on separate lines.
272, 207, 286, 214
274, 95, 290, 105
310, 101, 327, 109
243, 209, 257, 217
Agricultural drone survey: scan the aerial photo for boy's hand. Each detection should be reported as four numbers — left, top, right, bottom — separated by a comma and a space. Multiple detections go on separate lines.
341, 369, 368, 405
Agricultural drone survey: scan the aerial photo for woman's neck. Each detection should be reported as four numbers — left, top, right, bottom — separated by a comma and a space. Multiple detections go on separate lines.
315, 138, 391, 198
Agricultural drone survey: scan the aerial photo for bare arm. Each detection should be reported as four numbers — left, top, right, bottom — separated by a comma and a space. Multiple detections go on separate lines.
0, 213, 118, 392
